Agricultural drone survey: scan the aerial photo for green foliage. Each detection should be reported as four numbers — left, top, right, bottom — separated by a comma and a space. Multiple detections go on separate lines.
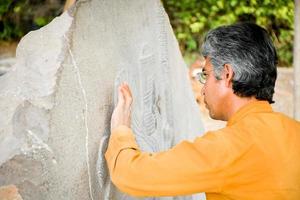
162, 0, 295, 66
0, 0, 295, 66
0, 0, 63, 41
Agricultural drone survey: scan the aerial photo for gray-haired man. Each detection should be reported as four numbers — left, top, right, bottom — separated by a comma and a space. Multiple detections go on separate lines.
105, 23, 300, 199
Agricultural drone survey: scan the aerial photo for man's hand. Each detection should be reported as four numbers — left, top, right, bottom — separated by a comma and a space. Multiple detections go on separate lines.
111, 83, 133, 131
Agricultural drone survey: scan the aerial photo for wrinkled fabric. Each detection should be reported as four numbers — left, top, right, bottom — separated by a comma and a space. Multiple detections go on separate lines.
105, 101, 300, 199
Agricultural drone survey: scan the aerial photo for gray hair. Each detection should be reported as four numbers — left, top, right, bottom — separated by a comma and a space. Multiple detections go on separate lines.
201, 22, 277, 103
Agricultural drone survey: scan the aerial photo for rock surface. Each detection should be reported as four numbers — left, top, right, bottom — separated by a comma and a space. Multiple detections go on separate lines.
0, 1, 205, 200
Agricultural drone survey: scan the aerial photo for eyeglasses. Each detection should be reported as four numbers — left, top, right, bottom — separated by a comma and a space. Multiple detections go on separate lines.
196, 69, 214, 84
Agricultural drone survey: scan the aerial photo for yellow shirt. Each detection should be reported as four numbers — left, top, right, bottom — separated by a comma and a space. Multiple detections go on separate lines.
105, 101, 300, 199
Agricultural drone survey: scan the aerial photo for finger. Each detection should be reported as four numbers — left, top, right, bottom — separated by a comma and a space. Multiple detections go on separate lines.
122, 83, 132, 100
124, 83, 133, 98
117, 85, 125, 107
122, 85, 133, 107
119, 82, 132, 109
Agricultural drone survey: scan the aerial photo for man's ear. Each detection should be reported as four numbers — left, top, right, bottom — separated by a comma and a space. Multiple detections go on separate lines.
223, 64, 234, 87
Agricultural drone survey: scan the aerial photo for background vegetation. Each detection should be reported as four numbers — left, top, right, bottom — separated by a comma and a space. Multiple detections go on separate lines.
0, 0, 63, 41
0, 0, 295, 66
162, 0, 295, 66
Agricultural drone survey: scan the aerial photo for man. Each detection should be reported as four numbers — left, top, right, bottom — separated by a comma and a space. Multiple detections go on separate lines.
105, 23, 300, 199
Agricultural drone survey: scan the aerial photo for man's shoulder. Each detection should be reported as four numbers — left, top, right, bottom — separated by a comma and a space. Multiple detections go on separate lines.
273, 112, 300, 130
203, 126, 241, 141
225, 111, 300, 138
235, 110, 299, 126
274, 111, 300, 122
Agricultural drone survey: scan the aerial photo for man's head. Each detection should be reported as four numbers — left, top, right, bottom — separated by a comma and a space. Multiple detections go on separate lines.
200, 23, 278, 120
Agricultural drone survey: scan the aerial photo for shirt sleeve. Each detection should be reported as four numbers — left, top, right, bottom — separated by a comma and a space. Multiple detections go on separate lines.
105, 125, 236, 197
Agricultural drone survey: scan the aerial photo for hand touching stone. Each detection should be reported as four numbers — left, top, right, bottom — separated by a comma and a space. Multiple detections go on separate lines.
111, 83, 133, 131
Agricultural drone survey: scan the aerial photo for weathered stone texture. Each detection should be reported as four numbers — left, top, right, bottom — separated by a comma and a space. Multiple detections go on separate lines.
0, 0, 205, 200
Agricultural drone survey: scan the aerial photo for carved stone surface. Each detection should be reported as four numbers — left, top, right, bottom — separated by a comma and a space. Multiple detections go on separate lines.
0, 0, 205, 199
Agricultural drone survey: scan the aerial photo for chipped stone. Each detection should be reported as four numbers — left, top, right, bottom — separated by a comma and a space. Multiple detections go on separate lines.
0, 1, 205, 199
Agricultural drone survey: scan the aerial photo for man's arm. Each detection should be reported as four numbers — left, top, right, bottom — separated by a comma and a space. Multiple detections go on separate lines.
105, 83, 240, 197
105, 125, 232, 197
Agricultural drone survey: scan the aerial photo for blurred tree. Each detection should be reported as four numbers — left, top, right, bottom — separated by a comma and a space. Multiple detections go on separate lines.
294, 0, 300, 120
0, 0, 295, 66
162, 0, 294, 66
0, 0, 64, 41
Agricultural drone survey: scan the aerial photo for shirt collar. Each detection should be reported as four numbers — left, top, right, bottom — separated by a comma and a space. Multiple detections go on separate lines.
227, 101, 273, 126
